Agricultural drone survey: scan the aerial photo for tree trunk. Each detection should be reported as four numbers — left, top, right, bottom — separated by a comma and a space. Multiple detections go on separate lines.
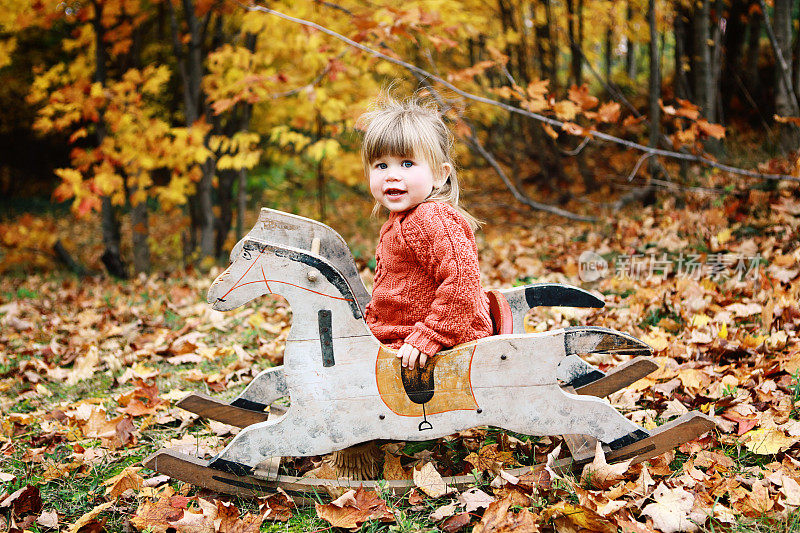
531, 3, 546, 79
511, 2, 531, 84
131, 192, 150, 273
497, 0, 516, 80
533, 0, 557, 89
546, 0, 558, 89
169, 0, 216, 259
236, 35, 256, 241
577, 0, 585, 84
721, 0, 747, 115
604, 26, 612, 85
745, 5, 762, 97
92, 0, 127, 279
100, 196, 127, 278
216, 169, 235, 257
625, 2, 636, 79
794, 7, 800, 103
648, 0, 661, 184
566, 0, 582, 85
674, 5, 690, 100
772, 0, 800, 150
707, 0, 725, 153
692, 0, 714, 119
198, 158, 216, 257
236, 167, 247, 240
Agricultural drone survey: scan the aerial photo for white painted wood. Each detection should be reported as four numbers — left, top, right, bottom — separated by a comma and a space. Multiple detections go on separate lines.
231, 208, 372, 312
556, 355, 599, 384
206, 238, 646, 469
234, 366, 288, 406
145, 412, 715, 497
500, 287, 529, 334
219, 210, 618, 406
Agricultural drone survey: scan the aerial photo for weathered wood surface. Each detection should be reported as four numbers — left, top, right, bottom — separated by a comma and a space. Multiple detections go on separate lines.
200, 208, 648, 418
177, 393, 268, 427
177, 352, 658, 427
143, 412, 714, 498
176, 365, 288, 427
229, 208, 372, 311
561, 385, 599, 462
195, 208, 635, 422
203, 237, 651, 471
573, 356, 659, 398
144, 208, 714, 495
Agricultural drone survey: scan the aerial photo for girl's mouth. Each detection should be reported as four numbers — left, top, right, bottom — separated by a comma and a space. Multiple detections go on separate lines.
384, 188, 406, 198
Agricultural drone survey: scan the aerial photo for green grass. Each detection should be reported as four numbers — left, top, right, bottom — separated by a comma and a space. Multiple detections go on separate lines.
0, 438, 152, 532
704, 509, 800, 533
792, 373, 800, 420
640, 302, 683, 329
261, 502, 329, 532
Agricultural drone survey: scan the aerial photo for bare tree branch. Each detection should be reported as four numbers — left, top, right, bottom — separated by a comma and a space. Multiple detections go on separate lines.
627, 153, 655, 182
413, 57, 595, 221
757, 0, 800, 114
463, 131, 596, 222
244, 2, 800, 183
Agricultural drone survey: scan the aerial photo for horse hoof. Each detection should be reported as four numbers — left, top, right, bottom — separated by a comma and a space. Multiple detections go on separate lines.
209, 455, 253, 477
608, 428, 650, 450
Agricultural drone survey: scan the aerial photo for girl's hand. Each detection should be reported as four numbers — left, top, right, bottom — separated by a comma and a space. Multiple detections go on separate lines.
397, 343, 427, 369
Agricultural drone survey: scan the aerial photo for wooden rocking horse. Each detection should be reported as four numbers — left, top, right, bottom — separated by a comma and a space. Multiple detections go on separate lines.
175, 209, 660, 428
145, 210, 715, 497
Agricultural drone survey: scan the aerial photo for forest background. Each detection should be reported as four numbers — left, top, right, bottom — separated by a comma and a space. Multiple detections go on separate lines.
1, 0, 800, 532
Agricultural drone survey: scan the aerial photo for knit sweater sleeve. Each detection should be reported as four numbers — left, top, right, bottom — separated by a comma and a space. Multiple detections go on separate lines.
401, 203, 485, 356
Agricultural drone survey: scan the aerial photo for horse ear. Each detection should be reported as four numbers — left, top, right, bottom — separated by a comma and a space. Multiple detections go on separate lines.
229, 238, 245, 264
257, 208, 270, 224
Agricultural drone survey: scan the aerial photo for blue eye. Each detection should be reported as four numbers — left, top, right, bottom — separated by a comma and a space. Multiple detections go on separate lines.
402, 160, 413, 168
376, 162, 387, 169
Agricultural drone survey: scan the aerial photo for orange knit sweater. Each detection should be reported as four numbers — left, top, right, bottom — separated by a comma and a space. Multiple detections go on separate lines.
365, 202, 493, 356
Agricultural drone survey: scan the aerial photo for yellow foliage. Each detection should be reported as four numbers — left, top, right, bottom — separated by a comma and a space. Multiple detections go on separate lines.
17, 0, 685, 216
329, 151, 365, 186
0, 38, 17, 69
553, 100, 580, 121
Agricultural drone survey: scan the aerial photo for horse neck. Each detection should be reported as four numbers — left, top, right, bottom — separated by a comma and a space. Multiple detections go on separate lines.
278, 284, 371, 342
251, 209, 371, 311
255, 245, 372, 342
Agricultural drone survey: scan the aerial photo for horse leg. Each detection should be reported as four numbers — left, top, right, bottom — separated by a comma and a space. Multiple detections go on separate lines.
208, 404, 349, 473
230, 366, 288, 411
504, 385, 647, 447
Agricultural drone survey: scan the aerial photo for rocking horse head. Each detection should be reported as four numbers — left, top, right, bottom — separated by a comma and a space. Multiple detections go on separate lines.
207, 238, 369, 341
226, 208, 371, 310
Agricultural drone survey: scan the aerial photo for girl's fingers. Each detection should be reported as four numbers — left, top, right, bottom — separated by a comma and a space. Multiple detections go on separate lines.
407, 348, 417, 369
408, 346, 421, 369
401, 345, 411, 368
397, 344, 426, 369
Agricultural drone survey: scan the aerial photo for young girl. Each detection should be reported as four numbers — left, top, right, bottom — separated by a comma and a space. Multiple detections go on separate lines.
360, 96, 493, 370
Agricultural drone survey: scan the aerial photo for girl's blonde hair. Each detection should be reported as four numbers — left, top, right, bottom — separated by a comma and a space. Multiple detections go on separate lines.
358, 94, 480, 230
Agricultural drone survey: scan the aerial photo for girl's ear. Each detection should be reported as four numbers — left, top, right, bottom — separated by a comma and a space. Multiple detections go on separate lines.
437, 162, 452, 187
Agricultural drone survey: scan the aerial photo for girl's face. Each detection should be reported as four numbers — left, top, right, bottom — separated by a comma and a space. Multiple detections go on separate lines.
369, 153, 451, 213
